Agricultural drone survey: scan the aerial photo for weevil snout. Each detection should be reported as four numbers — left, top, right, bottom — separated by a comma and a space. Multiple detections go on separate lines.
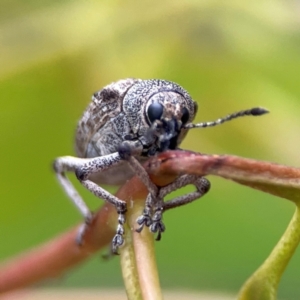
145, 92, 193, 152
150, 117, 180, 151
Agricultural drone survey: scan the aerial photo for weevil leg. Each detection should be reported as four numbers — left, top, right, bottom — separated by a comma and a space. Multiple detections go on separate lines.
79, 179, 127, 253
54, 153, 127, 252
118, 141, 211, 241
118, 142, 211, 239
126, 154, 170, 235
149, 175, 211, 240
118, 141, 165, 235
136, 193, 154, 233
120, 153, 162, 234
149, 203, 165, 241
161, 175, 211, 211
53, 156, 93, 223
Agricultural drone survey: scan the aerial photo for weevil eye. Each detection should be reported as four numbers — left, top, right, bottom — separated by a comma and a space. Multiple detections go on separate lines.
181, 107, 190, 124
147, 102, 164, 123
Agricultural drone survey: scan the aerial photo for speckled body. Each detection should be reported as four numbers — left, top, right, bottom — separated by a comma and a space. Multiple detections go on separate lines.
75, 78, 197, 185
54, 78, 266, 252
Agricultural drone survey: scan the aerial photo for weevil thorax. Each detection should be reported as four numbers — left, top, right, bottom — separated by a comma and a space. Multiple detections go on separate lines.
123, 79, 197, 155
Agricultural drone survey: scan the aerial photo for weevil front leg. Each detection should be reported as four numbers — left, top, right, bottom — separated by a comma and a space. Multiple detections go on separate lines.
161, 175, 211, 211
118, 142, 161, 233
78, 179, 127, 253
136, 193, 155, 233
121, 153, 166, 239
53, 156, 94, 230
53, 153, 127, 253
117, 144, 211, 240
147, 175, 211, 240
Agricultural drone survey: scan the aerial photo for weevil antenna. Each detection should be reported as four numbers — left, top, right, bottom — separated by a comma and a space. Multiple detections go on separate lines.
184, 107, 269, 129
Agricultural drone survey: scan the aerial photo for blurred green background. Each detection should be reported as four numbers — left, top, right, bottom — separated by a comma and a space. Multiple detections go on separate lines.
1, 0, 300, 299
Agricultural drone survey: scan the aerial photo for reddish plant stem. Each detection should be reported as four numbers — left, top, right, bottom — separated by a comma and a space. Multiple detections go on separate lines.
1, 150, 300, 294
146, 151, 300, 203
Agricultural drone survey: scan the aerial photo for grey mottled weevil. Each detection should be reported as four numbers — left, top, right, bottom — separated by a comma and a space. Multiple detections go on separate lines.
53, 78, 268, 254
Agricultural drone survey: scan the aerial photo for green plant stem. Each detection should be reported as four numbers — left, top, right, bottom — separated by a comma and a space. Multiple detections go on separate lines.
120, 222, 143, 300
120, 201, 163, 300
238, 204, 300, 300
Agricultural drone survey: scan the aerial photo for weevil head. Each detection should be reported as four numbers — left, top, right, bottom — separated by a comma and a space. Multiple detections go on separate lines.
144, 90, 197, 151
123, 79, 198, 155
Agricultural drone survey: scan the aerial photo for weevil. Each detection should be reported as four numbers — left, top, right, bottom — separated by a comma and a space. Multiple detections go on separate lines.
54, 78, 268, 253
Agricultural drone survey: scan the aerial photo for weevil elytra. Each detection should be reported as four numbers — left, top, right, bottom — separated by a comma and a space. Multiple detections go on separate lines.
54, 78, 268, 253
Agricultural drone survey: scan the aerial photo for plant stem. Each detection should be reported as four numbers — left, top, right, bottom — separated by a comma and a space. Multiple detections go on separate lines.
238, 204, 300, 300
120, 222, 143, 300
120, 201, 163, 300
